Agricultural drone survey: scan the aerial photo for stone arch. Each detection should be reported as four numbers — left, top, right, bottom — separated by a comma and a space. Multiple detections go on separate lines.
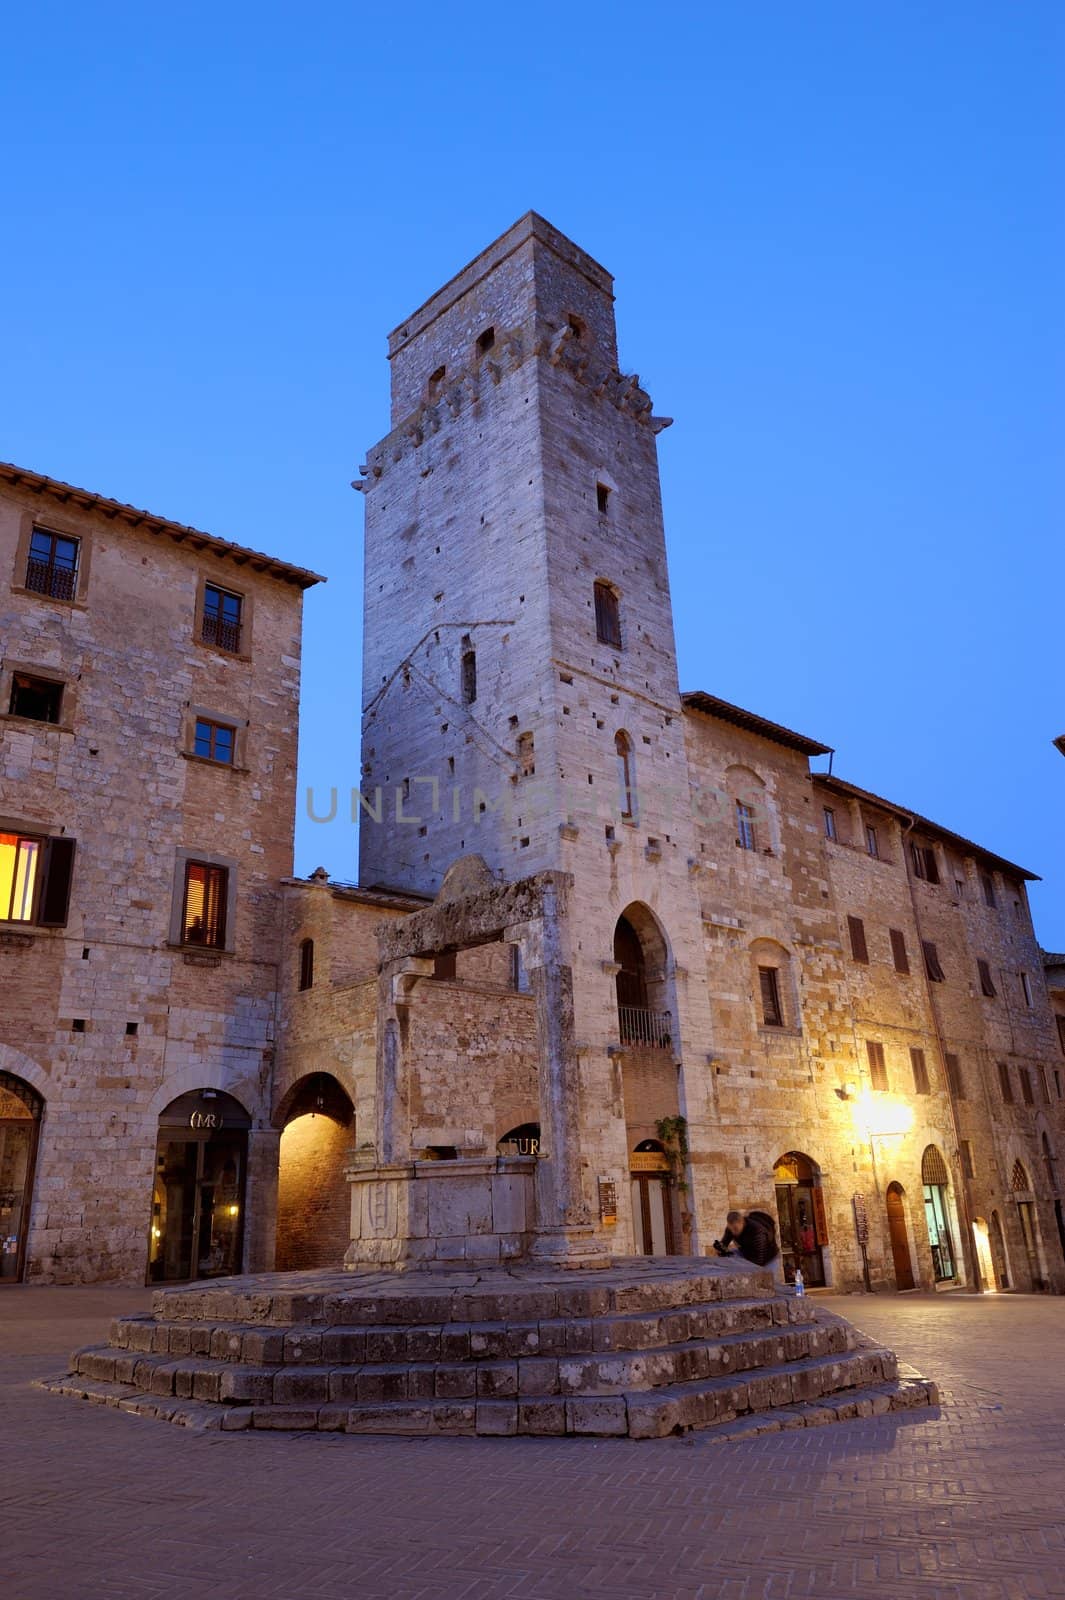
497, 1121, 541, 1156
0, 1043, 50, 1103
772, 1151, 830, 1287
275, 1072, 355, 1272
147, 1065, 265, 1126
725, 763, 775, 855
613, 902, 673, 1044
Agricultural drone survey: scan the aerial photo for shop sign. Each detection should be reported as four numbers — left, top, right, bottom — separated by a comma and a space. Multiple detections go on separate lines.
852, 1192, 869, 1244
189, 1111, 222, 1130
812, 1185, 829, 1243
598, 1178, 618, 1225
630, 1151, 670, 1173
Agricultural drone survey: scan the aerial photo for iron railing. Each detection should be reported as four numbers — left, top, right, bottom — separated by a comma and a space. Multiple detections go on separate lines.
618, 1006, 672, 1048
201, 612, 242, 653
25, 556, 77, 601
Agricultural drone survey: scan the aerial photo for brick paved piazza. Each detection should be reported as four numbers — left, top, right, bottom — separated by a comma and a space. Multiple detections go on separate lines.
3, 1287, 1064, 1600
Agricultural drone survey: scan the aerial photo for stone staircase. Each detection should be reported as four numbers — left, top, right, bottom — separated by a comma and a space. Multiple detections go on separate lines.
39, 1258, 938, 1439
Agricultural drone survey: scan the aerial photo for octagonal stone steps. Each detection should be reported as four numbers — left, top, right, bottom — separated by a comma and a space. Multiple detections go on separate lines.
39, 1258, 938, 1438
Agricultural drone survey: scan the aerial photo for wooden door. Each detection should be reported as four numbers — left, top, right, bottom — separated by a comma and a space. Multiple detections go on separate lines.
886, 1184, 915, 1290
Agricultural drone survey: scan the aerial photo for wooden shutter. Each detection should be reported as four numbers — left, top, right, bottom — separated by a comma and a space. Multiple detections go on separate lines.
909, 1047, 930, 1094
961, 1141, 975, 1178
758, 966, 783, 1027
866, 1040, 888, 1091
944, 1052, 965, 1099
1057, 1016, 1065, 1056
998, 1061, 1013, 1103
1020, 1068, 1034, 1105
38, 836, 76, 926
923, 940, 945, 982
977, 958, 996, 998
847, 915, 869, 964
889, 929, 910, 975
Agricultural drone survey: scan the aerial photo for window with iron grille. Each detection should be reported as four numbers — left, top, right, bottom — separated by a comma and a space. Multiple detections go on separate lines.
1019, 1067, 1034, 1105
847, 915, 869, 964
181, 861, 228, 948
26, 527, 80, 601
923, 940, 945, 982
866, 1040, 888, 1091
890, 928, 910, 975
201, 584, 243, 653
758, 966, 783, 1027
193, 718, 236, 764
977, 958, 997, 998
945, 1052, 965, 1099
0, 832, 75, 925
736, 800, 757, 852
594, 581, 622, 649
910, 1047, 930, 1094
997, 1061, 1013, 1103
9, 672, 63, 724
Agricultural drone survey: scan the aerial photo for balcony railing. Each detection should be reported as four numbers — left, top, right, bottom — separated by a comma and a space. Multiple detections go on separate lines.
25, 557, 77, 601
201, 612, 243, 653
618, 1006, 672, 1049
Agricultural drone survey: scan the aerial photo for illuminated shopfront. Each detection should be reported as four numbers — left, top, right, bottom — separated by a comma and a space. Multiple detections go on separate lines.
147, 1089, 250, 1283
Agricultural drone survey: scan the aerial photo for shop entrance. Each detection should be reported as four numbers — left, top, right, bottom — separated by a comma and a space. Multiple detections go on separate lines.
148, 1090, 251, 1284
921, 1145, 957, 1283
773, 1151, 827, 1286
886, 1182, 916, 1290
0, 1073, 42, 1283
630, 1141, 676, 1255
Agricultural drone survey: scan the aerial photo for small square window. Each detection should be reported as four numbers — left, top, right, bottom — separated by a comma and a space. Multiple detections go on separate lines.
9, 673, 63, 724
194, 718, 236, 764
201, 584, 243, 653
26, 527, 79, 600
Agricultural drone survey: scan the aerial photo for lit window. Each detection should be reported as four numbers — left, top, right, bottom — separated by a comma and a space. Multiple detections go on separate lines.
193, 719, 235, 764
181, 862, 228, 948
201, 585, 243, 653
0, 833, 40, 921
26, 527, 79, 601
736, 801, 757, 852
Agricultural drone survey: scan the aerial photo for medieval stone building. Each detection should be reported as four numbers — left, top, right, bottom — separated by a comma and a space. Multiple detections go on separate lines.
4, 214, 1064, 1296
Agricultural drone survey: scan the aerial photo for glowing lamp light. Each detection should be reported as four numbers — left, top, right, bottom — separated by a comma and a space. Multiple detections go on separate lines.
227, 1204, 240, 1218
854, 1091, 914, 1141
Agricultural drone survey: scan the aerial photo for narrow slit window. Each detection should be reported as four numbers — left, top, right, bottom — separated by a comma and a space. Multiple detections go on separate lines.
298, 938, 314, 991
596, 482, 611, 516
616, 731, 636, 821
461, 648, 477, 704
997, 1061, 1013, 1103
977, 958, 996, 998
823, 807, 837, 841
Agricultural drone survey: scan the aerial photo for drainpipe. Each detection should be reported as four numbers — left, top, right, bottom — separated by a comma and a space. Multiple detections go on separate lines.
901, 817, 984, 1293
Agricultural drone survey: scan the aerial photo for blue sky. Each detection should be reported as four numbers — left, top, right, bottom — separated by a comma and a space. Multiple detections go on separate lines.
3, 3, 1063, 941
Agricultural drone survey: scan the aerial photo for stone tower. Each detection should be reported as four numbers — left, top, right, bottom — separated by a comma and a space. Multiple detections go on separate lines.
355, 214, 716, 1257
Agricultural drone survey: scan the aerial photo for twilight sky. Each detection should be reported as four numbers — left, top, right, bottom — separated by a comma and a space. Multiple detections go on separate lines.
3, 2, 1062, 942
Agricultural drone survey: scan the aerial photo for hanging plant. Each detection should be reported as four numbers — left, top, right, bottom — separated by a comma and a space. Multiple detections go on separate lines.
655, 1114, 689, 1194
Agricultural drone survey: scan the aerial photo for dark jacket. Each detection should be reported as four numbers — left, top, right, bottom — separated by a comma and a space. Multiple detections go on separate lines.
724, 1217, 779, 1266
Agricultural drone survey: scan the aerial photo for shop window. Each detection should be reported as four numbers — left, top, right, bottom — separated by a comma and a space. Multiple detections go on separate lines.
201, 584, 243, 653
181, 861, 228, 948
0, 832, 76, 926
26, 527, 79, 601
8, 672, 63, 724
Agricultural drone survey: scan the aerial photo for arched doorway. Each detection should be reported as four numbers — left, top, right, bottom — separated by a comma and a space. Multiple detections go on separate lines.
989, 1209, 1010, 1289
630, 1140, 676, 1256
0, 1072, 43, 1283
148, 1089, 251, 1283
921, 1145, 957, 1283
613, 907, 672, 1049
773, 1152, 827, 1285
972, 1218, 997, 1294
497, 1122, 541, 1156
885, 1182, 915, 1290
1010, 1159, 1044, 1291
275, 1073, 354, 1271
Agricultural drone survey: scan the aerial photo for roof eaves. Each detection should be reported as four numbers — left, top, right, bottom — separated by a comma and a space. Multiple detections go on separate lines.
681, 690, 832, 758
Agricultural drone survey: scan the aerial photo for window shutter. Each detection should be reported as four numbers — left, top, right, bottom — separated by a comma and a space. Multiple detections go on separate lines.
922, 940, 945, 982
38, 837, 76, 926
847, 915, 869, 964
889, 929, 910, 975
977, 958, 996, 998
866, 1040, 888, 1091
944, 1052, 965, 1099
998, 1061, 1013, 1103
909, 1047, 930, 1094
758, 967, 783, 1027
1020, 1068, 1034, 1105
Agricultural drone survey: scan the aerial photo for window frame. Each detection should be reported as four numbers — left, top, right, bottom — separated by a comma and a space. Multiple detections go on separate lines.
593, 580, 622, 650
169, 849, 237, 953
298, 937, 315, 991
922, 940, 945, 982
889, 928, 910, 975
866, 1039, 888, 1092
909, 1046, 930, 1094
977, 958, 997, 999
910, 842, 940, 884
195, 575, 251, 660
823, 806, 837, 841
736, 800, 757, 852
0, 828, 76, 927
847, 914, 869, 964
11, 511, 93, 608
3, 661, 72, 730
758, 965, 784, 1028
865, 824, 880, 859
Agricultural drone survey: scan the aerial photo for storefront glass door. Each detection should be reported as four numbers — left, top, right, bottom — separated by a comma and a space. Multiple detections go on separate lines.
922, 1183, 956, 1281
